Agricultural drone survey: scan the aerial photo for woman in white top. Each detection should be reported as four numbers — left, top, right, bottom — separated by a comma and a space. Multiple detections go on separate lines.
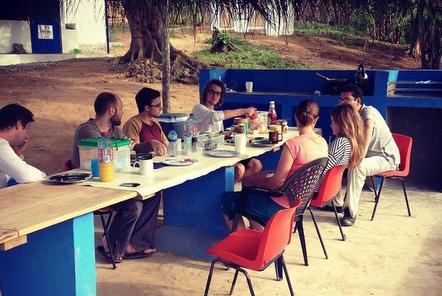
192, 79, 261, 182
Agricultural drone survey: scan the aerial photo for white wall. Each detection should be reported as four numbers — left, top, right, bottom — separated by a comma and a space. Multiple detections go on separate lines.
61, 0, 107, 53
265, 6, 295, 36
0, 20, 32, 54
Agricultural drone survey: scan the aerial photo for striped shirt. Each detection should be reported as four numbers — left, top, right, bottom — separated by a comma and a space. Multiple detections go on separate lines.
314, 137, 352, 192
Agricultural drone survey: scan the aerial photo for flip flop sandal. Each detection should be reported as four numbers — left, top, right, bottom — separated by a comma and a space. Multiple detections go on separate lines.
96, 246, 123, 263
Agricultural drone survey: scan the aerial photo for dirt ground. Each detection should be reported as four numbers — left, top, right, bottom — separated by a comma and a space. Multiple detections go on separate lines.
2, 28, 439, 296
94, 183, 442, 296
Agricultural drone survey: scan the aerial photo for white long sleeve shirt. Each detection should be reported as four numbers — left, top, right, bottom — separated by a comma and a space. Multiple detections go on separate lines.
192, 104, 225, 133
0, 137, 46, 189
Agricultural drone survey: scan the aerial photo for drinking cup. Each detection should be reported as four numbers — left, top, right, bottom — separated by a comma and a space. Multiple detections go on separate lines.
245, 81, 253, 92
234, 134, 247, 155
90, 159, 99, 178
133, 154, 154, 176
99, 162, 115, 182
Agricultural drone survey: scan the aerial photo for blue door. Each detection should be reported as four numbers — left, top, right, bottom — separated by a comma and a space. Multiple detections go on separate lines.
30, 19, 62, 53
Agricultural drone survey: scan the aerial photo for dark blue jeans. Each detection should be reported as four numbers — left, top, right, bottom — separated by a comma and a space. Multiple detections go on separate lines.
222, 190, 285, 226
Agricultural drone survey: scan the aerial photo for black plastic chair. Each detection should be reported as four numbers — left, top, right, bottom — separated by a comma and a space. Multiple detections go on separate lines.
233, 157, 328, 272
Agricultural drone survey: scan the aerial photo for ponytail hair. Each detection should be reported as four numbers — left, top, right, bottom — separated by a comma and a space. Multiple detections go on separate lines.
295, 99, 320, 127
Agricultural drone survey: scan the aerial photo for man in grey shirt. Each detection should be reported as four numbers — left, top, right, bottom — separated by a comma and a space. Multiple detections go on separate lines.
338, 84, 400, 226
71, 93, 125, 168
71, 92, 160, 262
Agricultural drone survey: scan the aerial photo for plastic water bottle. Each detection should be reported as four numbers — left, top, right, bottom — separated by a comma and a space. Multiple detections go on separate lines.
97, 136, 113, 163
183, 114, 198, 155
97, 136, 115, 182
167, 129, 178, 157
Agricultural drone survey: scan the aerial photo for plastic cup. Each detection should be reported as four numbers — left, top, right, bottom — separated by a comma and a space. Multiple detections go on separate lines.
90, 159, 99, 177
99, 162, 115, 182
246, 81, 253, 92
235, 134, 247, 155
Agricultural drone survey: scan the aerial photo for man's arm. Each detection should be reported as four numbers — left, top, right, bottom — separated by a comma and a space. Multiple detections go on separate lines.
362, 119, 374, 158
123, 119, 141, 144
0, 144, 45, 183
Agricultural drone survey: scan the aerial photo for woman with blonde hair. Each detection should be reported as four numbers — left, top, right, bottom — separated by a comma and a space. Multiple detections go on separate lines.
316, 103, 365, 212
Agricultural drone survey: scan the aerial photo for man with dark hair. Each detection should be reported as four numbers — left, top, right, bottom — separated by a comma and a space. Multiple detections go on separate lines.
71, 92, 160, 262
0, 103, 46, 188
337, 84, 400, 226
71, 92, 125, 168
123, 87, 168, 156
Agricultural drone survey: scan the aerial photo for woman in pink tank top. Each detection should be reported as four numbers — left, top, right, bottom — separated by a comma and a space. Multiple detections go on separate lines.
222, 100, 328, 230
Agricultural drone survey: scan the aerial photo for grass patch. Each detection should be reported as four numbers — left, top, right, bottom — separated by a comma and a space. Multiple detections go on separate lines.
194, 38, 308, 69
293, 22, 363, 39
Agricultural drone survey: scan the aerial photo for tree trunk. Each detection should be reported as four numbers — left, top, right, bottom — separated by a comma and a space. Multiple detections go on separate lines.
409, 0, 424, 59
120, 0, 202, 69
161, 0, 170, 114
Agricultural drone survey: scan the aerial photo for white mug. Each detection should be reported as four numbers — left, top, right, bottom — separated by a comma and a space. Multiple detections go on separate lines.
234, 134, 247, 155
133, 156, 154, 176
245, 81, 253, 92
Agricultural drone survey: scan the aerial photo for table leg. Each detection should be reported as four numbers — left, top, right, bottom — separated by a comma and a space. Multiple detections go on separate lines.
0, 213, 96, 296
156, 166, 233, 260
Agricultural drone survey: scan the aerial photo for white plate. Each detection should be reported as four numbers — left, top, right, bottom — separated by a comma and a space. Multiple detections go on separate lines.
161, 158, 198, 166
204, 150, 239, 158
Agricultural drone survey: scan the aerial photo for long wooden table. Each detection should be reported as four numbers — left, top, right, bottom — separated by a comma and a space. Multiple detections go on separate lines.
0, 129, 300, 295
0, 183, 137, 296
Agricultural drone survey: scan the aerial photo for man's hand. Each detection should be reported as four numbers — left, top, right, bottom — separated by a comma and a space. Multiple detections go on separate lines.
149, 140, 168, 156
12, 138, 28, 156
134, 140, 167, 156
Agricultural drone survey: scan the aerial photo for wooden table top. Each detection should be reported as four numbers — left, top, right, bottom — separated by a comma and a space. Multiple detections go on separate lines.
0, 182, 137, 244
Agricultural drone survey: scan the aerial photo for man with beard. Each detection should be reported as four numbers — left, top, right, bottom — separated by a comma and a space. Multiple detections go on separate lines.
71, 92, 160, 263
123, 87, 168, 156
0, 103, 46, 188
71, 92, 126, 168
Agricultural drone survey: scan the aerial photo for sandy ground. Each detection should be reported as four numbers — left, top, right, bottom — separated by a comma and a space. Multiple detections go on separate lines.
95, 183, 442, 296
1, 28, 438, 296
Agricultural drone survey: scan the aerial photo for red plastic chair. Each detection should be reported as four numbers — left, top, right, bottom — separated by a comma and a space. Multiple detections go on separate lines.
204, 199, 302, 296
232, 157, 328, 268
309, 165, 347, 241
64, 160, 117, 269
370, 133, 413, 220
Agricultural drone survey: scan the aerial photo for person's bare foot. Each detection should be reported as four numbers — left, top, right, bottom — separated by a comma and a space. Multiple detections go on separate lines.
125, 244, 157, 256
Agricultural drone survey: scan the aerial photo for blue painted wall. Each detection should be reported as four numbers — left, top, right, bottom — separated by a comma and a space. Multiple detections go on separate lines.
200, 69, 442, 187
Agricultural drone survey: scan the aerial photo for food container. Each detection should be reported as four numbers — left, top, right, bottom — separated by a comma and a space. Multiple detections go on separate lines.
276, 119, 288, 133
249, 111, 268, 134
197, 132, 224, 150
269, 124, 283, 142
234, 117, 249, 135
78, 137, 131, 171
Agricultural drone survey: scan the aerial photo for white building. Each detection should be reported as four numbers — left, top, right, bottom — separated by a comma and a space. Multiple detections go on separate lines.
0, 0, 108, 66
